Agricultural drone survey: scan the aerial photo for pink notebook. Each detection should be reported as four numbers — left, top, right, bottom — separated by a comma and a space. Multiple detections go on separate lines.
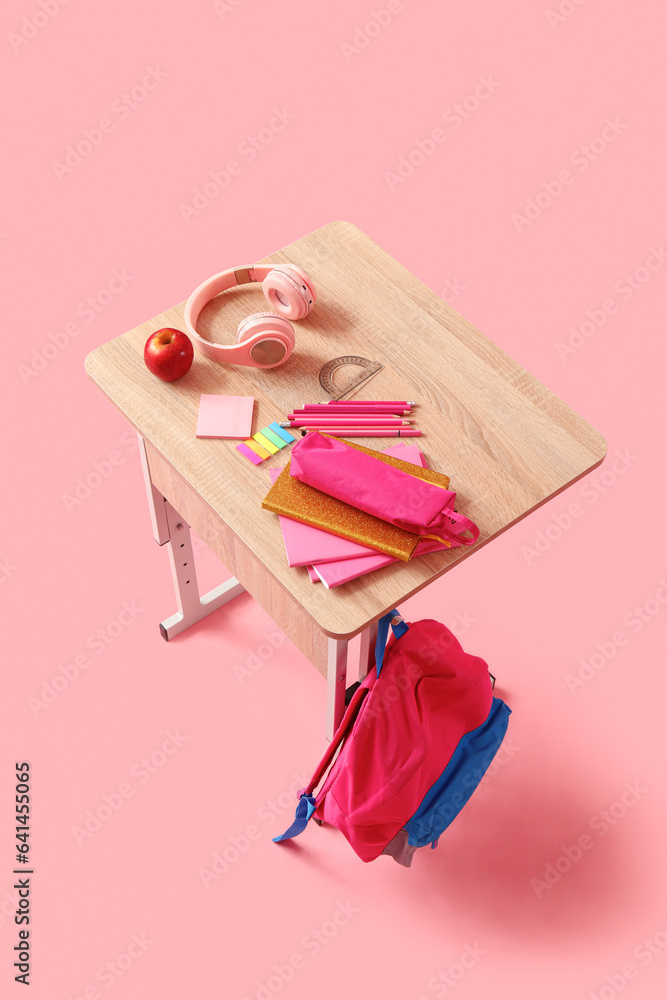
269, 444, 431, 574
268, 445, 427, 567
268, 468, 375, 564
312, 536, 449, 588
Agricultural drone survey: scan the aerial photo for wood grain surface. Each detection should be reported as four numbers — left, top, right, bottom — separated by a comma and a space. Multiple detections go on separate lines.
84, 220, 607, 639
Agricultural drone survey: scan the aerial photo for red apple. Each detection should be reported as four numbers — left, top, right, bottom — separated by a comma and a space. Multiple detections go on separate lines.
143, 328, 194, 382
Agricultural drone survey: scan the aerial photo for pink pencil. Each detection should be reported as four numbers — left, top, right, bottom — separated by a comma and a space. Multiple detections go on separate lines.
302, 400, 417, 407
298, 404, 411, 414
283, 421, 410, 428
326, 399, 417, 406
283, 424, 411, 430
300, 429, 422, 437
283, 418, 411, 427
288, 414, 412, 422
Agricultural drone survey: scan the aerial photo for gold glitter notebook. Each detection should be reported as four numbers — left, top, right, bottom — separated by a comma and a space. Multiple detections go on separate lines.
261, 440, 451, 563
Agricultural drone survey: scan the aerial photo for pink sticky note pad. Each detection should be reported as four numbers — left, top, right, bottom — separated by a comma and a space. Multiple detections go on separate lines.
196, 395, 254, 438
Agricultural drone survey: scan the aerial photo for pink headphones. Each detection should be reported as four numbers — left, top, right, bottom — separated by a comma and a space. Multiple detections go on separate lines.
184, 263, 317, 368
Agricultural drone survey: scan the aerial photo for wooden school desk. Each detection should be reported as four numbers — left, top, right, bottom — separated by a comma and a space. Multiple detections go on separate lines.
84, 221, 606, 739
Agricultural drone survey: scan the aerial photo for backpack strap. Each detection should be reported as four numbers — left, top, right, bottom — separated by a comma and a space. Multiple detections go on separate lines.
271, 792, 318, 843
375, 609, 409, 676
274, 610, 410, 844
273, 682, 369, 843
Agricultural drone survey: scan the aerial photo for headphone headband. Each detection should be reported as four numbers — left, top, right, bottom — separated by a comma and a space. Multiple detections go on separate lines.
183, 263, 309, 368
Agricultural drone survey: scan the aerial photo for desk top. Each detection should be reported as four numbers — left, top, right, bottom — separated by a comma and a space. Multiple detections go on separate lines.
85, 221, 606, 637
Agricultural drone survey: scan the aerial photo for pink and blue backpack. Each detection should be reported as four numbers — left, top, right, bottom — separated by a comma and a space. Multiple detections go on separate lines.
274, 610, 511, 866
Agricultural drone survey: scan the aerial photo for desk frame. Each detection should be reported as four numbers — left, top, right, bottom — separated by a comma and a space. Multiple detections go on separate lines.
138, 433, 376, 738
85, 221, 607, 745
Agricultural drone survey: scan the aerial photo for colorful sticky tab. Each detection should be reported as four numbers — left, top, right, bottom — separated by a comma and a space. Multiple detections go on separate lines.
269, 422, 296, 444
253, 431, 279, 454
262, 427, 287, 449
244, 438, 270, 459
236, 442, 263, 465
236, 422, 297, 464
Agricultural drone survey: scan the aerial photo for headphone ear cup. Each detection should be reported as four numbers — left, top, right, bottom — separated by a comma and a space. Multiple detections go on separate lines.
281, 264, 317, 308
236, 312, 295, 348
262, 266, 315, 321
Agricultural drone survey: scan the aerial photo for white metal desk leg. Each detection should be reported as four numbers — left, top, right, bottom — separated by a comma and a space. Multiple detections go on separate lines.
326, 638, 348, 742
137, 434, 245, 641
137, 433, 170, 545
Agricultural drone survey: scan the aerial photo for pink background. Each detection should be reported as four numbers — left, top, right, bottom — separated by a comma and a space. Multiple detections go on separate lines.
2, 1, 666, 997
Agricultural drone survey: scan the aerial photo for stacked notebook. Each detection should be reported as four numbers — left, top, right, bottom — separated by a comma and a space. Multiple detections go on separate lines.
265, 443, 451, 588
